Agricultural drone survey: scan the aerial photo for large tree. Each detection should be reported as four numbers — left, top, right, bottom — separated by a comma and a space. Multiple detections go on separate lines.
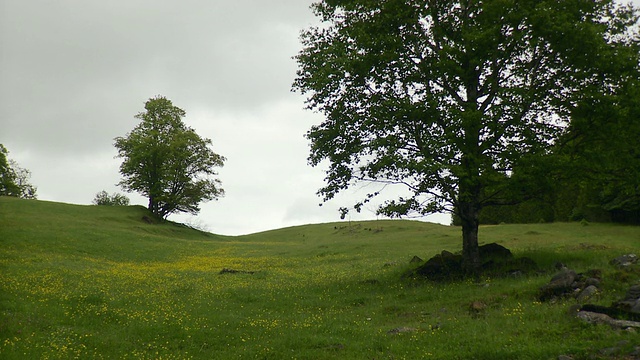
115, 96, 225, 219
293, 0, 639, 271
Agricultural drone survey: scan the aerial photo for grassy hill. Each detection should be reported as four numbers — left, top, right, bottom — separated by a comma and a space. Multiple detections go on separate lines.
1, 197, 639, 359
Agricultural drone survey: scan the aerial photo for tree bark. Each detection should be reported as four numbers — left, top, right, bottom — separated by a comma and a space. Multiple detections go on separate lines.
458, 55, 483, 275
459, 200, 481, 275
148, 195, 157, 217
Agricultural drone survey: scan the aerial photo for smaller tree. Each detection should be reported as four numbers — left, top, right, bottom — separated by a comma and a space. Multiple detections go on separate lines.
0, 144, 37, 199
114, 96, 225, 219
93, 190, 130, 206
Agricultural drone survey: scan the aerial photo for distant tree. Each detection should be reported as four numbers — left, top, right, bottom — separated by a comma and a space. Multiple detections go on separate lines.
558, 78, 640, 224
0, 145, 18, 196
92, 190, 130, 206
0, 144, 37, 199
114, 96, 225, 219
294, 0, 639, 271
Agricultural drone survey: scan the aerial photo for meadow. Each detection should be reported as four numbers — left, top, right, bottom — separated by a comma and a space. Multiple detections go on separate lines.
1, 196, 639, 359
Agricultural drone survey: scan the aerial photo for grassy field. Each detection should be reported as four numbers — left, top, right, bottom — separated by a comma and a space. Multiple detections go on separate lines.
1, 196, 639, 359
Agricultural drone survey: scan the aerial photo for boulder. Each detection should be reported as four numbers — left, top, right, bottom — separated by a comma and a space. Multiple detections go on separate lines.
539, 269, 578, 301
615, 284, 640, 313
411, 244, 537, 282
610, 254, 638, 268
549, 269, 577, 285
585, 278, 601, 287
479, 243, 513, 261
576, 285, 599, 303
632, 300, 640, 313
576, 310, 640, 330
413, 250, 463, 282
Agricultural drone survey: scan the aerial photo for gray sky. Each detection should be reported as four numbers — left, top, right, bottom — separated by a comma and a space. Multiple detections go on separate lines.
4, 1, 635, 235
0, 0, 448, 235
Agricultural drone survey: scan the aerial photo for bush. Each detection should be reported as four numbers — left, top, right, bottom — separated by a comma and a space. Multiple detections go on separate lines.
93, 191, 130, 206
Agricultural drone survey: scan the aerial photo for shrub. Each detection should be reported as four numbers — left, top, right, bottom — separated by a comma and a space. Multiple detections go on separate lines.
93, 191, 130, 206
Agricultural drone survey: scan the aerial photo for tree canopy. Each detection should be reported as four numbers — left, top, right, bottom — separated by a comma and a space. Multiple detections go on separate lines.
0, 144, 37, 199
293, 0, 639, 270
562, 78, 640, 221
114, 96, 225, 219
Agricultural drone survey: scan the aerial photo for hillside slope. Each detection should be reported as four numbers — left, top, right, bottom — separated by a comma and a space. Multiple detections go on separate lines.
1, 197, 640, 359
0, 196, 226, 263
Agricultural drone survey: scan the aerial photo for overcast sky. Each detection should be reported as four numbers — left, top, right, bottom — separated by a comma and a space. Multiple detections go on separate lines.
0, 0, 449, 235
2, 1, 636, 235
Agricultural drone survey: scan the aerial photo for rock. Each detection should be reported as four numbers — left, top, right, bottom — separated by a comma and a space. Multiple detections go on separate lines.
576, 285, 598, 303
539, 269, 577, 301
550, 269, 577, 285
557, 356, 573, 360
610, 254, 638, 268
410, 255, 423, 263
577, 310, 611, 325
615, 285, 640, 313
409, 244, 537, 282
412, 251, 463, 282
479, 243, 513, 262
625, 284, 640, 299
585, 278, 600, 287
387, 327, 418, 335
613, 285, 640, 313
479, 244, 537, 277
440, 250, 455, 257
577, 310, 640, 329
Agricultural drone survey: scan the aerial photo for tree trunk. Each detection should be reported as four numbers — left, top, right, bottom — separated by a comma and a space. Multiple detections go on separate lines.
459, 62, 482, 275
148, 196, 157, 217
459, 200, 481, 275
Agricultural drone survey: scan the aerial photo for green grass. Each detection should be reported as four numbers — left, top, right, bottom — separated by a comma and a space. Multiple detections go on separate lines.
1, 196, 639, 359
